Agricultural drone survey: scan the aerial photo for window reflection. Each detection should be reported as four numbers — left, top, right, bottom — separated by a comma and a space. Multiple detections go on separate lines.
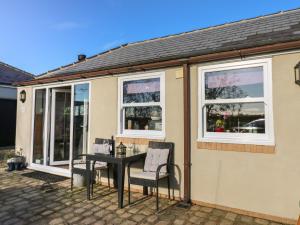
33, 89, 46, 164
124, 106, 162, 131
73, 84, 89, 158
123, 78, 160, 103
205, 67, 264, 100
206, 103, 265, 133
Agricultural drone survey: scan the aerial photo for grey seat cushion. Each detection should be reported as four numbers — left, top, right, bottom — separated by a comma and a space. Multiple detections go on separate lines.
144, 148, 169, 174
130, 171, 168, 180
73, 162, 107, 170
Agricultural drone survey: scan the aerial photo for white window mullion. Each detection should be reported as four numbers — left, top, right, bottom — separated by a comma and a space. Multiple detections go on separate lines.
122, 102, 161, 107
204, 97, 265, 105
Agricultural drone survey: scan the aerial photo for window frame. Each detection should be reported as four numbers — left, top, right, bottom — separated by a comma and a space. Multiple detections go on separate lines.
118, 71, 165, 139
198, 58, 274, 145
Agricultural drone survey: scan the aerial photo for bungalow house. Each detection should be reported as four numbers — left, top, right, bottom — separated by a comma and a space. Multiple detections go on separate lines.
0, 61, 32, 148
15, 8, 300, 224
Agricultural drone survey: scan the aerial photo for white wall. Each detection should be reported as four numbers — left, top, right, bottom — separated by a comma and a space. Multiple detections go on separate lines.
0, 85, 17, 100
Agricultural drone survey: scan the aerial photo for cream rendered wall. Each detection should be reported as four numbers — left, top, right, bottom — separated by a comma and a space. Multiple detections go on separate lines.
89, 76, 118, 146
15, 87, 33, 163
190, 53, 300, 220
164, 67, 184, 197
89, 68, 184, 197
14, 53, 300, 220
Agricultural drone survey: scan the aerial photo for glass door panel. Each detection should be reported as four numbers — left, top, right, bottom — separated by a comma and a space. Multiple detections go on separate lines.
50, 89, 71, 165
32, 89, 46, 165
73, 83, 89, 158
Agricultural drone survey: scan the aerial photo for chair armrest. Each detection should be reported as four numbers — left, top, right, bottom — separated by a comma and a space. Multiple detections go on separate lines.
72, 154, 88, 161
156, 163, 176, 180
77, 154, 90, 157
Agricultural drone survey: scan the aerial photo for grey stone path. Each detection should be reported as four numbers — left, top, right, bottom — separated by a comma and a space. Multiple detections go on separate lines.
0, 168, 290, 225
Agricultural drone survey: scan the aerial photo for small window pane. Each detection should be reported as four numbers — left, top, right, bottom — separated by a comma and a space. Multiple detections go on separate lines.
206, 103, 265, 133
124, 106, 162, 131
205, 67, 264, 100
123, 78, 160, 103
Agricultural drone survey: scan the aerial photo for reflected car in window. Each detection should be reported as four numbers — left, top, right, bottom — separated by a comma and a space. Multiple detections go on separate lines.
232, 119, 265, 133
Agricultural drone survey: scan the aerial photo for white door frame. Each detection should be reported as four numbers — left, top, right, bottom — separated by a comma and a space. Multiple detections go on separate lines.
30, 81, 91, 176
49, 88, 71, 166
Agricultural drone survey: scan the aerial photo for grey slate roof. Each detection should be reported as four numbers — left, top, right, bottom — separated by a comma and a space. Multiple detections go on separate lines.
41, 8, 300, 78
0, 62, 33, 85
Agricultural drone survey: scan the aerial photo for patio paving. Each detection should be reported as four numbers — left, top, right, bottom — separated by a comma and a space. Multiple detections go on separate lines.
0, 168, 291, 225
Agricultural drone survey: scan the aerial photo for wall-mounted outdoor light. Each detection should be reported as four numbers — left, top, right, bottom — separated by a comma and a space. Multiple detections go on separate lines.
19, 90, 26, 103
294, 61, 300, 85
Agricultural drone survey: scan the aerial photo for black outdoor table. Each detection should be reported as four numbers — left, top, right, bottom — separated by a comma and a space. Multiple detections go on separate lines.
85, 150, 147, 208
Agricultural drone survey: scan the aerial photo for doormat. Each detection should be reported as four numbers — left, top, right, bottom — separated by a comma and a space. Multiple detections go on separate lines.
21, 171, 68, 183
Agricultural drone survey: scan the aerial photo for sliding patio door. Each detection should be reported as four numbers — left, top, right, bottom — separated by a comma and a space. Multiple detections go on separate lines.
32, 89, 46, 165
49, 89, 71, 165
31, 83, 90, 171
73, 83, 89, 158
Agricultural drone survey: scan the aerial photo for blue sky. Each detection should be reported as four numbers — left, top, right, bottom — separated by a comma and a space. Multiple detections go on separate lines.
1, 0, 300, 75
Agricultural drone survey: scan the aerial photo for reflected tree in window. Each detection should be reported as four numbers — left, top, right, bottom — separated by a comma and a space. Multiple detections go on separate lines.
204, 67, 265, 133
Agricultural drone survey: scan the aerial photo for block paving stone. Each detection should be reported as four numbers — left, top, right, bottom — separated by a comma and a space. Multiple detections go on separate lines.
0, 168, 293, 225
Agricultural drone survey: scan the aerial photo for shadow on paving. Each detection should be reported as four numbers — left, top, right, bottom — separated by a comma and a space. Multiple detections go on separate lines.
0, 169, 291, 225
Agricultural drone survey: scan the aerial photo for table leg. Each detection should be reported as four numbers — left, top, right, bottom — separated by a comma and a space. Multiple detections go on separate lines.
117, 162, 125, 208
143, 186, 148, 195
86, 159, 91, 200
113, 164, 118, 188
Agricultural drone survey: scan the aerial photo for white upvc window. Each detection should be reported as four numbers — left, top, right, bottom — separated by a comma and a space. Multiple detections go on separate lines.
198, 58, 274, 145
118, 72, 165, 139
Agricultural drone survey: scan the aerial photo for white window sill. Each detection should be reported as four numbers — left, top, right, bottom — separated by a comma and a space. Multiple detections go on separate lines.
198, 136, 275, 146
116, 133, 166, 140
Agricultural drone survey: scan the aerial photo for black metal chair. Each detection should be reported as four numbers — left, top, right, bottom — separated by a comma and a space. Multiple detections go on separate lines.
127, 141, 174, 211
71, 137, 115, 196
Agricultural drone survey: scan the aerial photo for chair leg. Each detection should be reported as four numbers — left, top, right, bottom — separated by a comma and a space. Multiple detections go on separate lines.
128, 178, 131, 205
99, 170, 102, 185
156, 180, 159, 211
167, 177, 170, 199
91, 168, 95, 197
71, 171, 73, 191
107, 167, 110, 189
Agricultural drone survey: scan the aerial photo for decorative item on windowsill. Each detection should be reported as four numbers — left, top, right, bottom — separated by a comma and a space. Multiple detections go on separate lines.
20, 90, 26, 103
116, 142, 127, 155
151, 108, 161, 121
294, 61, 300, 85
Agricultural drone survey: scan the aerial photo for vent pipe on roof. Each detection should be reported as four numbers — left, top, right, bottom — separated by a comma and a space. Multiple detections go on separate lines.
78, 54, 86, 61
